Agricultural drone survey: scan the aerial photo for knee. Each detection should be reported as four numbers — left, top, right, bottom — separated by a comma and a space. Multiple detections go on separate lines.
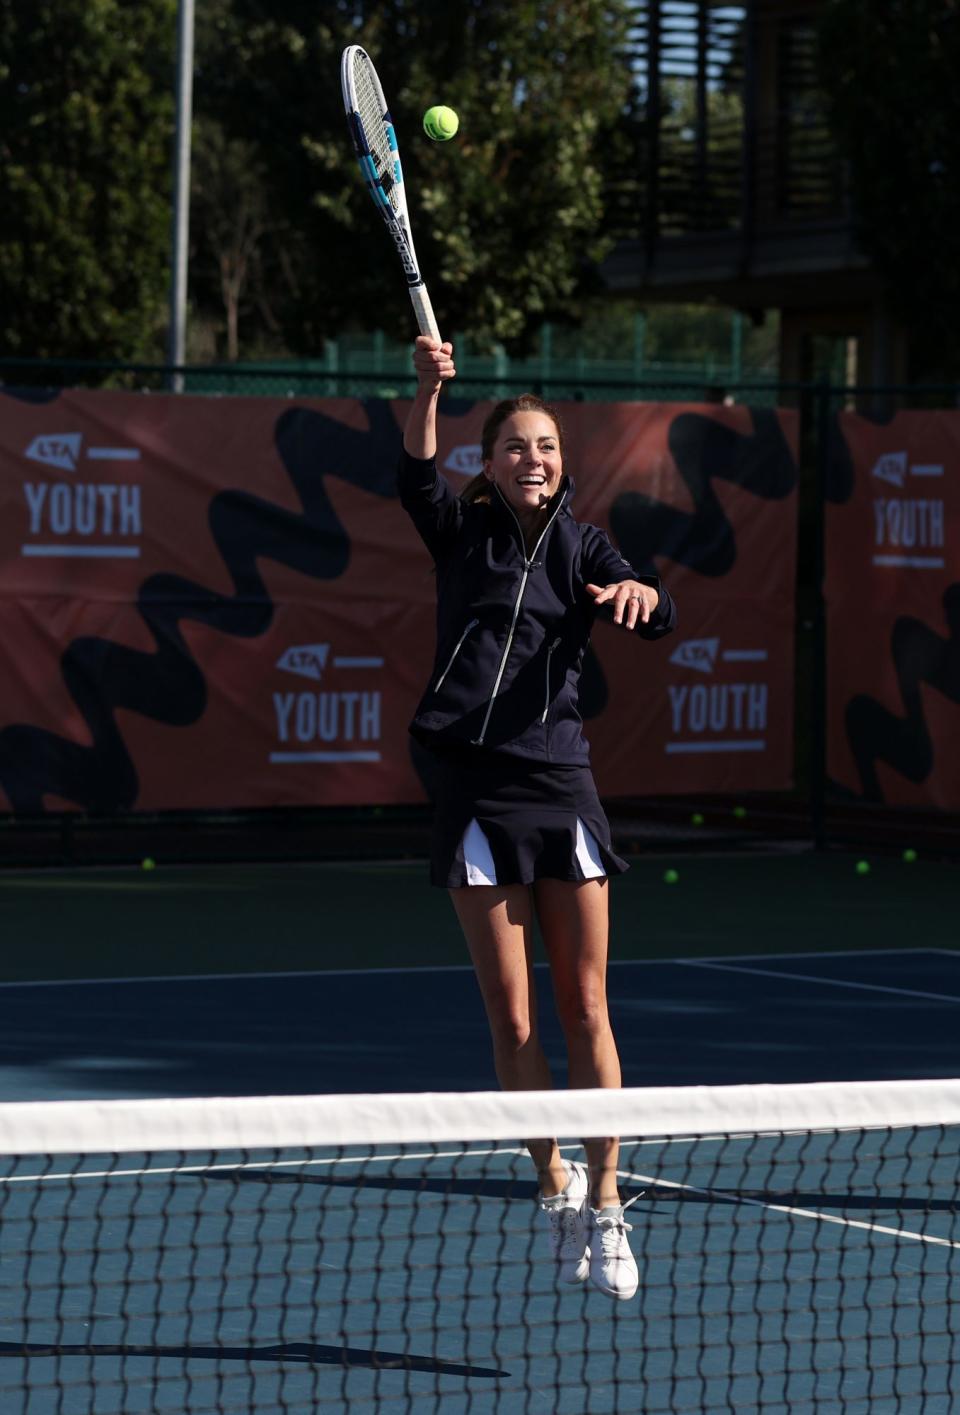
485, 997, 535, 1054
555, 988, 610, 1042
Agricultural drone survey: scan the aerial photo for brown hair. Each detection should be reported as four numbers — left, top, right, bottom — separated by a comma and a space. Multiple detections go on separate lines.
460, 394, 565, 505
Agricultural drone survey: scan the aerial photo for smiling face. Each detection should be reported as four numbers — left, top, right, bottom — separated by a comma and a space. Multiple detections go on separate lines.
483, 410, 564, 525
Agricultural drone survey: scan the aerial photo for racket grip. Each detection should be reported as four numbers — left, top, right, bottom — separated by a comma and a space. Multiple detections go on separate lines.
409, 283, 441, 344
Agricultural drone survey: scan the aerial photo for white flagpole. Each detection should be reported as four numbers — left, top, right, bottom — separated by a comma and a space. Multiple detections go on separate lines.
167, 0, 195, 392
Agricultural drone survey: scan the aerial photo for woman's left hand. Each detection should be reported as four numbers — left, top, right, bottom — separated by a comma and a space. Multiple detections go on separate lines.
585, 580, 660, 630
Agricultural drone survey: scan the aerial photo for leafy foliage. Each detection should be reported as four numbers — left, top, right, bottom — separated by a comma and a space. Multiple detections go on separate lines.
194, 0, 634, 355
818, 0, 960, 378
0, 0, 176, 360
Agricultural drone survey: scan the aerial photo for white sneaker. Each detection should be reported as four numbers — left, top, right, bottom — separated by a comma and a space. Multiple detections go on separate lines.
539, 1160, 590, 1284
588, 1204, 639, 1300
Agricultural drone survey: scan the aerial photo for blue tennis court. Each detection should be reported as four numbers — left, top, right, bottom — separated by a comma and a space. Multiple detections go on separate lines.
0, 945, 958, 1102
1, 947, 959, 1411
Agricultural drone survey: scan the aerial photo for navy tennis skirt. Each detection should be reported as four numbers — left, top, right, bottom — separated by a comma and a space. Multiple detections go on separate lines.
429, 753, 628, 889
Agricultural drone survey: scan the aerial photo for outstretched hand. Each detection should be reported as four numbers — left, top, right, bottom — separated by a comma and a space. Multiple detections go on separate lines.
412, 335, 456, 393
586, 581, 659, 630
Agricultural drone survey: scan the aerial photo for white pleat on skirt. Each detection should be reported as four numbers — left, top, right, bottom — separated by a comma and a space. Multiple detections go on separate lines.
461, 815, 606, 886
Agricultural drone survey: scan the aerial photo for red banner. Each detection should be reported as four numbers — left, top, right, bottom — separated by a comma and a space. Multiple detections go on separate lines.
0, 389, 798, 811
827, 412, 960, 808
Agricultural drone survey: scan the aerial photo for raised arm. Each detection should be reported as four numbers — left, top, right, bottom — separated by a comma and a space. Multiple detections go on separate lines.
398, 337, 462, 562
403, 336, 456, 459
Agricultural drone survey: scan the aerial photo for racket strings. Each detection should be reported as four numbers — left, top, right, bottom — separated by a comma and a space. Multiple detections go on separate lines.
353, 55, 402, 215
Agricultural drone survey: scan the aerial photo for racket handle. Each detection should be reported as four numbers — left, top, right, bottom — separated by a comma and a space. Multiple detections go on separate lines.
409, 282, 441, 344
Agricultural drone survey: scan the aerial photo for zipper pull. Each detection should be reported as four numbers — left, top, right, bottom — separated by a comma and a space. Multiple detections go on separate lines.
541, 637, 562, 724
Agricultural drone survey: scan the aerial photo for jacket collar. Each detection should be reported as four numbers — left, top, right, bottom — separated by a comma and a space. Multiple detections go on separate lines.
492, 473, 573, 525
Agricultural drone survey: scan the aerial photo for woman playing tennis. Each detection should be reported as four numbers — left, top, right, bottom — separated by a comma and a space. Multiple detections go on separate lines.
399, 336, 677, 1301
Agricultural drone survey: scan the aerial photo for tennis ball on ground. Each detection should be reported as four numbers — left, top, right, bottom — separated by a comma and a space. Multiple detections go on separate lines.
141, 857, 156, 872
423, 105, 459, 141
902, 848, 918, 863
855, 859, 870, 875
691, 812, 705, 827
663, 868, 679, 885
732, 805, 747, 819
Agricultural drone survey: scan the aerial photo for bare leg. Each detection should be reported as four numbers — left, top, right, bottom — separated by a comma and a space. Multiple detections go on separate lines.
534, 877, 622, 1209
450, 884, 567, 1197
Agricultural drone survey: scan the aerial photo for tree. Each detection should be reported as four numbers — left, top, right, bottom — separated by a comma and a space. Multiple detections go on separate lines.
193, 0, 634, 354
0, 0, 176, 362
818, 0, 960, 379
190, 118, 274, 361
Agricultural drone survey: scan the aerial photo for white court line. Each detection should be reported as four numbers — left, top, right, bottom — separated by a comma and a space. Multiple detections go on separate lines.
668, 946, 949, 964
11, 1145, 958, 1256
0, 963, 479, 990
0, 1142, 532, 1187
681, 958, 960, 1005
0, 1137, 740, 1186
0, 948, 946, 991
621, 1168, 960, 1250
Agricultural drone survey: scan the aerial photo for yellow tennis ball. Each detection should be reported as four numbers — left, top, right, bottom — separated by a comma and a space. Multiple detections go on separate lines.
423, 105, 459, 141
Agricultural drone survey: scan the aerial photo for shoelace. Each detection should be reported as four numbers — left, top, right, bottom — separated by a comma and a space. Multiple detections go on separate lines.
594, 1212, 633, 1257
593, 1194, 640, 1256
547, 1205, 583, 1255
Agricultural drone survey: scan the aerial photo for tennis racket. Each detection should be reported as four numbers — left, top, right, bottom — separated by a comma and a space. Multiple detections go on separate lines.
341, 45, 441, 342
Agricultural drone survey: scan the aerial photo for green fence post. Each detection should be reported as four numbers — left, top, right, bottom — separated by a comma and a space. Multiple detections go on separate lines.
324, 339, 338, 398
811, 380, 831, 850
731, 311, 743, 384
633, 312, 646, 381
541, 323, 552, 399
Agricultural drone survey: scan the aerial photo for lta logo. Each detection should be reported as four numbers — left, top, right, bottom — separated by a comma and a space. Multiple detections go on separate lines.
665, 638, 769, 755
270, 645, 384, 765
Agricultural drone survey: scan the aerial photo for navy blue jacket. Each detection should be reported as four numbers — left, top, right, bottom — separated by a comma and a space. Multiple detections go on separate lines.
398, 449, 677, 764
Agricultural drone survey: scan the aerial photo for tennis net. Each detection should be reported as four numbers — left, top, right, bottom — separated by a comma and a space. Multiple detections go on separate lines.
1, 1079, 959, 1414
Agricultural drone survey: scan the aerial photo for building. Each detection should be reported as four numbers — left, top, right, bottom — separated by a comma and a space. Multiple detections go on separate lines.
603, 0, 905, 388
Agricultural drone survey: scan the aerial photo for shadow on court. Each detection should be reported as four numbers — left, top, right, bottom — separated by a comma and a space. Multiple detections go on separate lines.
0, 1341, 504, 1379
198, 1168, 960, 1213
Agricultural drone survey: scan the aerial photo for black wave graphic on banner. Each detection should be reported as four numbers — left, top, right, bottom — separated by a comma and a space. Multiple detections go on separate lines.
1, 385, 62, 406
608, 408, 797, 576
0, 400, 433, 812
0, 397, 745, 813
843, 583, 960, 802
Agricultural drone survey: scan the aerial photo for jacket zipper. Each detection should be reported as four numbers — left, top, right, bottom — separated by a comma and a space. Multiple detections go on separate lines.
541, 637, 561, 724
472, 489, 566, 746
434, 617, 479, 692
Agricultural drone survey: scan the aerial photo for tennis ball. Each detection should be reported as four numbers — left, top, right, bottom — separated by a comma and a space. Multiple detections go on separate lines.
423, 105, 459, 141
902, 848, 918, 863
691, 812, 705, 827
141, 857, 156, 872
732, 805, 747, 820
855, 859, 870, 875
663, 868, 679, 885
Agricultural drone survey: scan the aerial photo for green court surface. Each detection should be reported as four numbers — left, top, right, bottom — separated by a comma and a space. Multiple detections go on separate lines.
0, 850, 954, 984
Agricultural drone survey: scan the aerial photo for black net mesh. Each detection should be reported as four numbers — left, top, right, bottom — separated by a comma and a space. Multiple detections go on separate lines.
1, 1087, 958, 1413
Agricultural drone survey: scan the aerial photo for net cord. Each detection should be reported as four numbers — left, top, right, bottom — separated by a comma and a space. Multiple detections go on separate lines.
2, 1078, 959, 1157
